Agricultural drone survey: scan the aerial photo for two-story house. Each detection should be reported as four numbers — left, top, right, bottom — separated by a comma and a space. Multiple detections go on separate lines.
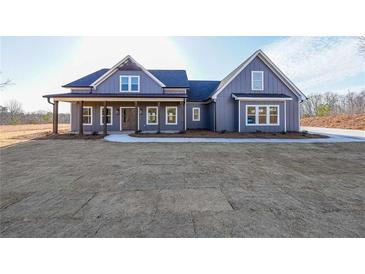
43, 49, 306, 135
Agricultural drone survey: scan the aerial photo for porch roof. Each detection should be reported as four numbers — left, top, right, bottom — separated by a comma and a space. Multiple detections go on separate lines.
43, 92, 187, 102
232, 93, 293, 101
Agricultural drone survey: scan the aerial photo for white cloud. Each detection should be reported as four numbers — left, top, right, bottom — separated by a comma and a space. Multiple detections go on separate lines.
263, 37, 365, 91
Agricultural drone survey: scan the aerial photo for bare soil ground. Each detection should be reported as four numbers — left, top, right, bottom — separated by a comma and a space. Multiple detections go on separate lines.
301, 114, 365, 130
130, 130, 326, 139
0, 124, 69, 148
1, 140, 364, 237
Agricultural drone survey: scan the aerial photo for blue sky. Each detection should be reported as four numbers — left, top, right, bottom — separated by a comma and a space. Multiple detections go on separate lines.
1, 36, 364, 113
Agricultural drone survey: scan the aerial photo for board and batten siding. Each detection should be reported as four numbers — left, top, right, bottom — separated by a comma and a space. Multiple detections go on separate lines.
215, 56, 300, 132
95, 70, 163, 94
186, 102, 210, 129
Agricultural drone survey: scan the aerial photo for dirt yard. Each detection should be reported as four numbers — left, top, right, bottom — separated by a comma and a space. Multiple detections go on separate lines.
301, 114, 365, 130
0, 124, 69, 148
1, 140, 364, 237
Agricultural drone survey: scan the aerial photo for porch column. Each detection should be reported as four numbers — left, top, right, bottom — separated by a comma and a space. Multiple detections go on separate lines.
134, 101, 138, 133
103, 101, 107, 135
79, 101, 83, 135
157, 102, 161, 133
53, 100, 58, 134
181, 100, 185, 133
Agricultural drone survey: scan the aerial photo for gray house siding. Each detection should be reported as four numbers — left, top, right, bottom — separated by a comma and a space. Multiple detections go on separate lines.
95, 70, 163, 94
186, 102, 209, 129
71, 101, 184, 133
215, 56, 300, 132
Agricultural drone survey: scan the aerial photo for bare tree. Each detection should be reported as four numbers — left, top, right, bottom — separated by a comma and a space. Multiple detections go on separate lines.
0, 72, 13, 89
5, 99, 23, 124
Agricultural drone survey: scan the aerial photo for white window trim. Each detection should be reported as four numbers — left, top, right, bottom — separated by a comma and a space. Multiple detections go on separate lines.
82, 106, 93, 125
146, 106, 158, 125
245, 105, 280, 126
251, 71, 264, 91
165, 106, 178, 125
100, 106, 113, 125
119, 75, 140, 92
192, 107, 200, 122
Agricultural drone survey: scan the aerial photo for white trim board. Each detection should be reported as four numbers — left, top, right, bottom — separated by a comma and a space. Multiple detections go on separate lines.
90, 55, 166, 88
54, 97, 184, 102
211, 49, 307, 101
232, 95, 293, 101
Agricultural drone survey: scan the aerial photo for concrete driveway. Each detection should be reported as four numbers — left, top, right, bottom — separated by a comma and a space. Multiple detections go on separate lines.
1, 140, 364, 237
302, 126, 365, 139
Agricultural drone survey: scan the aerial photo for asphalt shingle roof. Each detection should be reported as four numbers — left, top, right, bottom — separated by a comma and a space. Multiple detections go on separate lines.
63, 69, 189, 88
148, 70, 189, 88
62, 69, 109, 88
188, 80, 221, 101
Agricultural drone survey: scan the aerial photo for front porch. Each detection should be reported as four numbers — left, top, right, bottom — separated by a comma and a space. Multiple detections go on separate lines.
45, 95, 187, 135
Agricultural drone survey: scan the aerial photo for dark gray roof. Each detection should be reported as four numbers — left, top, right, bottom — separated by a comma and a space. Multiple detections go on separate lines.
188, 80, 220, 101
43, 93, 187, 98
149, 70, 189, 88
62, 69, 109, 88
232, 93, 291, 98
62, 69, 189, 88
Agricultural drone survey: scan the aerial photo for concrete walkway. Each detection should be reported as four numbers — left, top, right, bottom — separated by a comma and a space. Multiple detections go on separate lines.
104, 128, 365, 143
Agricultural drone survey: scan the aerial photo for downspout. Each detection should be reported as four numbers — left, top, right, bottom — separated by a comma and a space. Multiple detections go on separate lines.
47, 97, 54, 106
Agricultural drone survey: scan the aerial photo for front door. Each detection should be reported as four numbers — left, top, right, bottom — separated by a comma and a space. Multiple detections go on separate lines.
121, 108, 136, 131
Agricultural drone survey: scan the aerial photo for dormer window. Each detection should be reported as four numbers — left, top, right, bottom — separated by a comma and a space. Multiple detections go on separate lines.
251, 71, 264, 91
120, 75, 140, 92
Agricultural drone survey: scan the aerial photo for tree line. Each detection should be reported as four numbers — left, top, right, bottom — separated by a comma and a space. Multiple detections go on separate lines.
0, 100, 70, 125
301, 90, 365, 117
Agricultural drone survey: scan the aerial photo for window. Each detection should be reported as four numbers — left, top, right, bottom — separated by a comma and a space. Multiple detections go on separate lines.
146, 107, 158, 125
166, 106, 177, 125
120, 75, 140, 92
251, 71, 264, 91
100, 106, 113, 125
83, 106, 92, 125
192, 107, 200, 121
247, 106, 256, 124
246, 105, 279, 126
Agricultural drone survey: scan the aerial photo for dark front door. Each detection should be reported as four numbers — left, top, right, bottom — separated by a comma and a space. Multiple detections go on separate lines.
121, 108, 136, 131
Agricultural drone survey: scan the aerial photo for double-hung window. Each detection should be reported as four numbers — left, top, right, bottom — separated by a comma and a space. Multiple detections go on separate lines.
192, 107, 200, 121
246, 105, 279, 126
100, 106, 113, 125
120, 75, 140, 92
83, 106, 92, 125
146, 107, 158, 125
166, 106, 177, 125
251, 71, 264, 91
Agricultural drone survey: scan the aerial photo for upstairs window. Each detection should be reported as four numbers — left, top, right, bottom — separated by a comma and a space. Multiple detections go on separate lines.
120, 75, 140, 92
251, 71, 264, 91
